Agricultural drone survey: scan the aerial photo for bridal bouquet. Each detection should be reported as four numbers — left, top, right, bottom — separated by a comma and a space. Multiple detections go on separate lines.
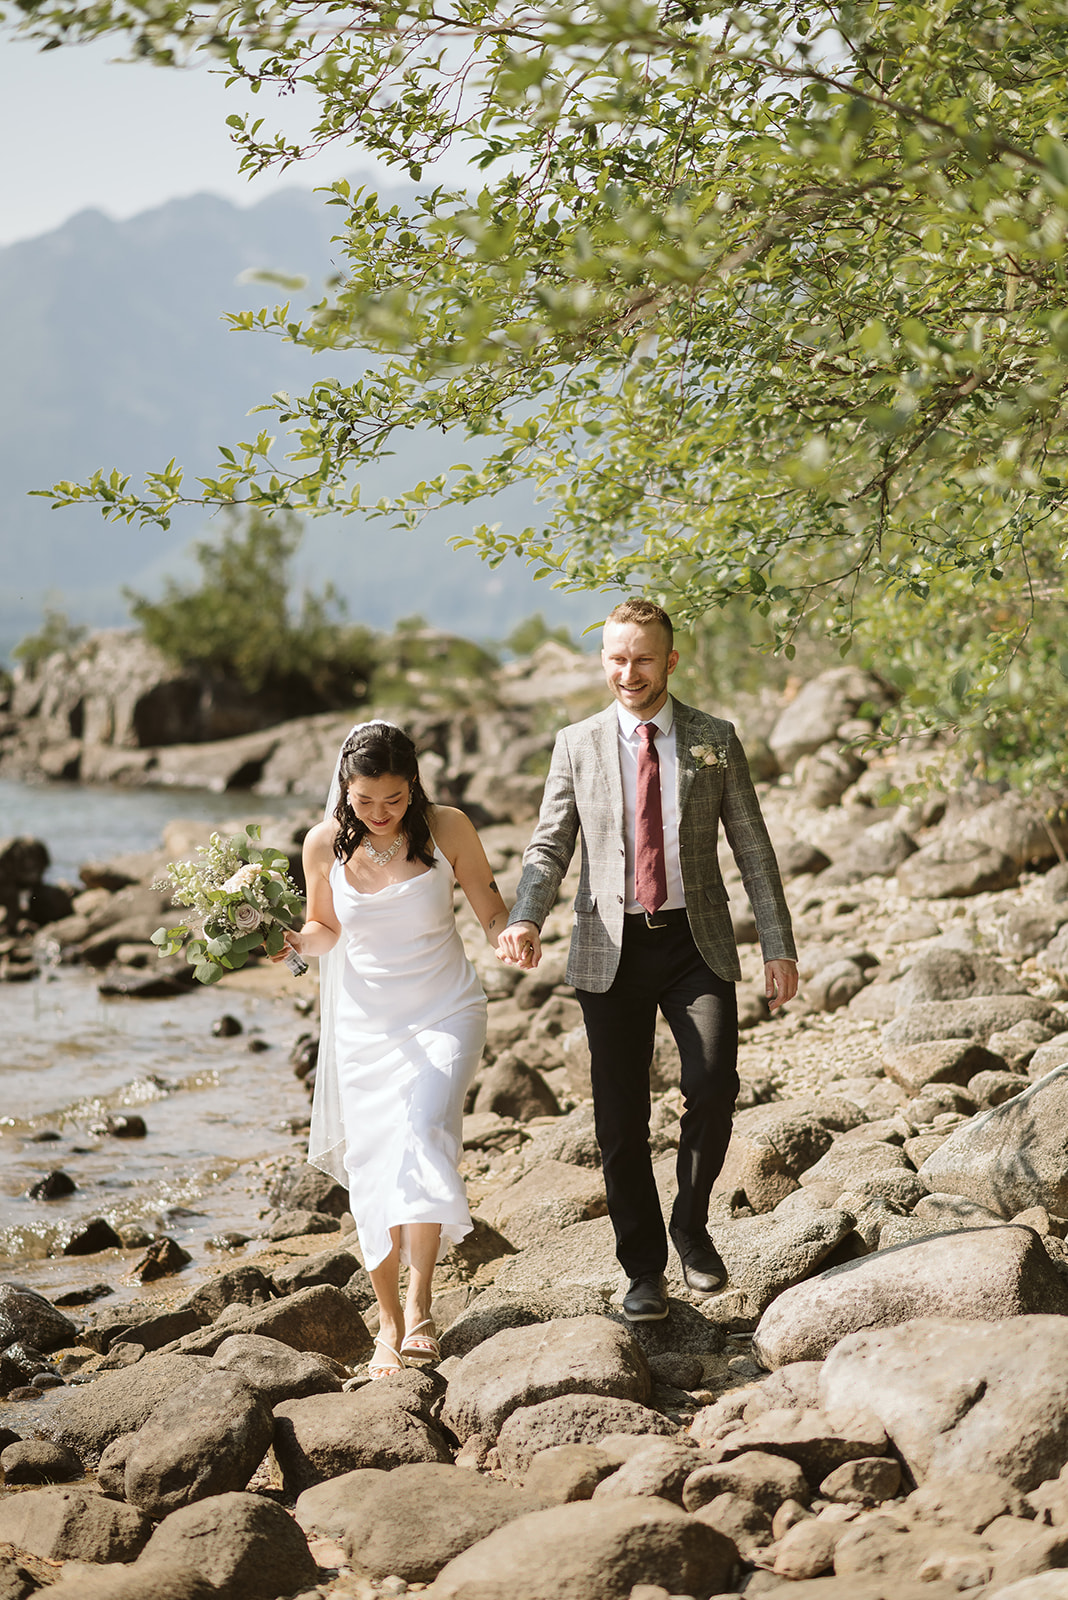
152, 825, 307, 985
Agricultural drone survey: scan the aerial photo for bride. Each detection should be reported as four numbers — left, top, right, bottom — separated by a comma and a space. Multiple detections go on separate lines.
278, 721, 512, 1378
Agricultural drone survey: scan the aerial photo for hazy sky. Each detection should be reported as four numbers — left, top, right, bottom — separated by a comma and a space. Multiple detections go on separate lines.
0, 28, 467, 245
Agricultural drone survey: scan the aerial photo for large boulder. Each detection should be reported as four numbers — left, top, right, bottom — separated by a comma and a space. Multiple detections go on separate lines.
713, 1105, 835, 1213
479, 1161, 607, 1249
897, 836, 1020, 899
442, 1316, 651, 1443
819, 1315, 1068, 1492
210, 1334, 342, 1406
0, 1283, 78, 1352
44, 1491, 319, 1600
752, 1225, 1068, 1368
882, 996, 1059, 1052
40, 1353, 211, 1466
431, 1497, 739, 1600
882, 1039, 1007, 1096
335, 1463, 539, 1581
0, 1485, 149, 1563
165, 1283, 372, 1364
493, 1216, 619, 1296
497, 1394, 678, 1477
893, 947, 1025, 1010
919, 1066, 1068, 1216
439, 1285, 612, 1361
712, 1203, 859, 1315
272, 1368, 452, 1494
768, 669, 890, 772
122, 1368, 274, 1518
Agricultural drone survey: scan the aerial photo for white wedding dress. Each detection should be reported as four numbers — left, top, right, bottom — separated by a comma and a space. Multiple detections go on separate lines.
328, 845, 486, 1271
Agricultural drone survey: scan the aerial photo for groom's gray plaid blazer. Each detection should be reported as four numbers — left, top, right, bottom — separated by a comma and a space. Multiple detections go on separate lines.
509, 697, 796, 994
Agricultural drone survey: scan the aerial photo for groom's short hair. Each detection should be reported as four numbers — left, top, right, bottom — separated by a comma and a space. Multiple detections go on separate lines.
605, 598, 674, 648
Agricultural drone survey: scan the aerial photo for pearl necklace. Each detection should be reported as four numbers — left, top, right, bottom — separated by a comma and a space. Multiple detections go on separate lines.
362, 833, 405, 867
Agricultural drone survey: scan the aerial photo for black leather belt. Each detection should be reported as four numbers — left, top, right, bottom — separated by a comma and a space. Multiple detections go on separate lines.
625, 908, 689, 930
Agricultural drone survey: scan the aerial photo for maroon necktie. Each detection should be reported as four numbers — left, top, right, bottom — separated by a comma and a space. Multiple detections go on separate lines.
635, 722, 667, 914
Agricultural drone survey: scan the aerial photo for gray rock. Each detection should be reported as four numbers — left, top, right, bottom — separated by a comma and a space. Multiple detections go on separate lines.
768, 668, 890, 771
474, 1051, 560, 1121
591, 1438, 700, 1504
0, 1485, 149, 1563
1041, 927, 1068, 981
997, 905, 1068, 960
270, 1247, 362, 1297
439, 1285, 611, 1360
715, 1405, 889, 1481
920, 1065, 1068, 1216
0, 1284, 77, 1353
40, 1353, 211, 1465
165, 1283, 372, 1365
272, 1368, 452, 1494
479, 1161, 607, 1249
67, 1491, 319, 1600
714, 1105, 835, 1213
821, 821, 918, 885
1030, 1035, 1068, 1078
178, 1265, 275, 1323
293, 1466, 388, 1540
431, 1497, 739, 1600
0, 1439, 83, 1484
968, 1070, 1031, 1108
210, 1333, 342, 1406
521, 1102, 602, 1169
798, 1138, 913, 1200
520, 1443, 614, 1503
442, 1315, 650, 1443
333, 1462, 542, 1580
795, 744, 866, 809
712, 1204, 859, 1315
269, 1164, 349, 1218
989, 1018, 1059, 1066
894, 947, 1025, 1010
897, 836, 1020, 899
266, 1209, 340, 1241
961, 795, 1068, 870
820, 1456, 901, 1504
912, 1192, 1005, 1229
906, 1470, 1031, 1533
683, 1451, 809, 1516
752, 1224, 1068, 1368
882, 996, 1059, 1052
122, 1369, 272, 1519
803, 960, 870, 1014
885, 909, 943, 944
493, 1216, 619, 1296
819, 1314, 1068, 1491
496, 1394, 677, 1477
605, 1299, 726, 1363
771, 1515, 840, 1579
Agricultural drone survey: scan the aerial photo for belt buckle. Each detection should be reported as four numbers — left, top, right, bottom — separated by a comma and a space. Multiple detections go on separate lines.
644, 910, 668, 930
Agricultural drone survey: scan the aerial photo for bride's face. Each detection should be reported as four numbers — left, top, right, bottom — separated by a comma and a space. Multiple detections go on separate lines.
347, 773, 412, 836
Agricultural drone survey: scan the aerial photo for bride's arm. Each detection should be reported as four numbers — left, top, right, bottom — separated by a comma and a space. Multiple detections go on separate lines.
432, 807, 510, 946
274, 822, 342, 960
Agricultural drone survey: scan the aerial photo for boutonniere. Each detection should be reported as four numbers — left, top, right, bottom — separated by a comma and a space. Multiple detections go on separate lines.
690, 742, 728, 769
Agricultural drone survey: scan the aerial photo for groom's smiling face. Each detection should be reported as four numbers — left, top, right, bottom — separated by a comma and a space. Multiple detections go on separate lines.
602, 620, 679, 718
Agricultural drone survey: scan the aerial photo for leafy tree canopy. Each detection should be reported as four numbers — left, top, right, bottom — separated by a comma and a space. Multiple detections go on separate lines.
15, 0, 1068, 786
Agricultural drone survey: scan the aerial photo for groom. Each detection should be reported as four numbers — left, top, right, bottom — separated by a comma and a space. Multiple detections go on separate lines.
498, 599, 797, 1320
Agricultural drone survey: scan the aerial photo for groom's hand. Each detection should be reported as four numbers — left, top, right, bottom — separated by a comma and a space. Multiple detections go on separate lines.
765, 958, 798, 1012
497, 922, 542, 969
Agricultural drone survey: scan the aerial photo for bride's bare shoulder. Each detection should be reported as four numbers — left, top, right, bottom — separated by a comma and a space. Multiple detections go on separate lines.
303, 819, 341, 860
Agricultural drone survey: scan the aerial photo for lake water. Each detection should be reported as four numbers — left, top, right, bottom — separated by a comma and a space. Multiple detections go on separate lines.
0, 778, 320, 1310
0, 777, 300, 885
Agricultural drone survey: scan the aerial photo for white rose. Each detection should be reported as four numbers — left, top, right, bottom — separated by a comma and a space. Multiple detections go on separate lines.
222, 863, 262, 893
231, 901, 263, 933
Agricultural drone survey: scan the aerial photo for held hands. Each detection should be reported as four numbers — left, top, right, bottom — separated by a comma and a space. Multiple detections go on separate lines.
496, 922, 542, 970
765, 958, 798, 1012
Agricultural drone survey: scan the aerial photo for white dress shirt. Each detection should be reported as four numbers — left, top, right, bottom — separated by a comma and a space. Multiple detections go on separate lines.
615, 700, 687, 913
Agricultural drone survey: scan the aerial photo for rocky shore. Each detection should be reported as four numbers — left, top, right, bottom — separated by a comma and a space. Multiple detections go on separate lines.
5, 657, 1068, 1596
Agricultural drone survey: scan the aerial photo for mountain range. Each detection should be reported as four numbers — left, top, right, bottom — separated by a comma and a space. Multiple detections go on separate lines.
0, 181, 593, 662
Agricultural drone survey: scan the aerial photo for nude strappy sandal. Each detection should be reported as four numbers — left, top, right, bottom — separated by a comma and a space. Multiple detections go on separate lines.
399, 1318, 440, 1365
367, 1336, 405, 1380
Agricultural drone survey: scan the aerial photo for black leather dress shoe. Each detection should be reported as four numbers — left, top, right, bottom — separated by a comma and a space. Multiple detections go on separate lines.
671, 1233, 727, 1296
621, 1273, 669, 1321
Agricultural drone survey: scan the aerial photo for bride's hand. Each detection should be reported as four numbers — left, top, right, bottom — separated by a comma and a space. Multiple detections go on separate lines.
270, 929, 304, 964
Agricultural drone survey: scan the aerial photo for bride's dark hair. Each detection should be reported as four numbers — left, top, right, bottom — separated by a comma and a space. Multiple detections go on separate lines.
332, 723, 435, 868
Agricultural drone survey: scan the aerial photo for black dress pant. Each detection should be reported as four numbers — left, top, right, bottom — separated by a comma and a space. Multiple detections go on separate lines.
576, 911, 738, 1278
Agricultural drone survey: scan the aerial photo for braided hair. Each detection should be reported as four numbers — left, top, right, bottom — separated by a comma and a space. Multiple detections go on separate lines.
332, 723, 435, 869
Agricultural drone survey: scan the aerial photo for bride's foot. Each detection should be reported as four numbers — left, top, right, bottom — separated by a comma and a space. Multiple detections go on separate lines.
400, 1315, 440, 1365
367, 1335, 404, 1380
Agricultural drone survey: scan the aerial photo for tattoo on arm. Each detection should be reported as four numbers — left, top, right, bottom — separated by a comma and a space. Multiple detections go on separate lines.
489, 879, 501, 897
